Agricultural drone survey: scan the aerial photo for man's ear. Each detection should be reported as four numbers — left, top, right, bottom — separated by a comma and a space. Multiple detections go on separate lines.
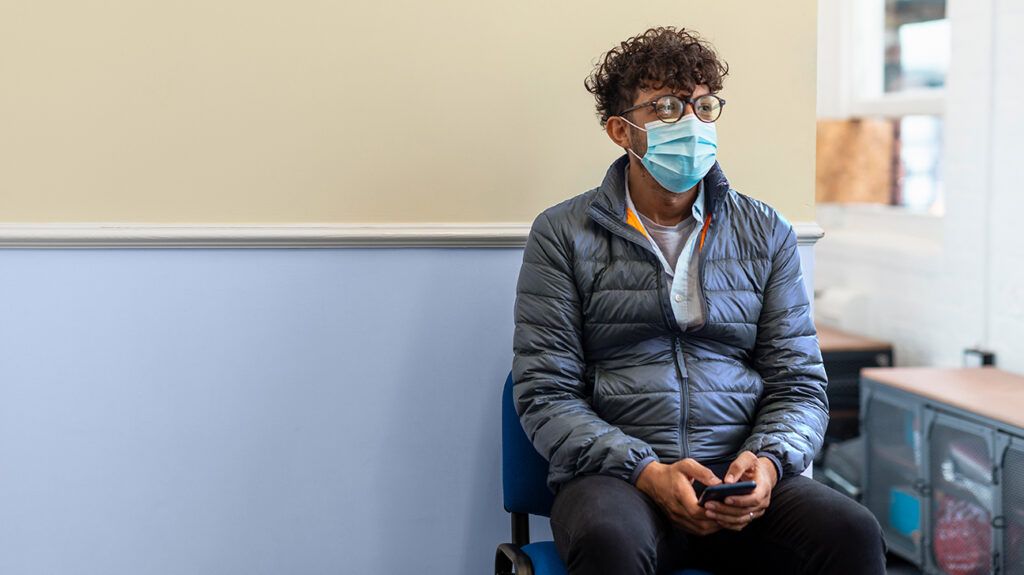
605, 116, 632, 150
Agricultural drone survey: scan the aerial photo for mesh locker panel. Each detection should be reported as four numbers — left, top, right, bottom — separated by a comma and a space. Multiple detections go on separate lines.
929, 421, 993, 575
865, 396, 922, 559
1004, 444, 1024, 575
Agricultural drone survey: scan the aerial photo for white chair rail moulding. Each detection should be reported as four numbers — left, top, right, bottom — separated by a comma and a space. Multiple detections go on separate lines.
0, 222, 825, 249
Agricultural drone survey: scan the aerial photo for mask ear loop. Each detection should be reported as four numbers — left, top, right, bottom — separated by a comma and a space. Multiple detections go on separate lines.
617, 116, 647, 132
619, 116, 647, 162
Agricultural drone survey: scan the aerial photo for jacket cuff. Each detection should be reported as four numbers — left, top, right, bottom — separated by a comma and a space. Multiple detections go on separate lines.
756, 452, 784, 483
629, 455, 659, 485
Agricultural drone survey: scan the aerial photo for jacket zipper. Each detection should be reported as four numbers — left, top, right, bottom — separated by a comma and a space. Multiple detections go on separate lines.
677, 218, 716, 460
674, 336, 689, 459
653, 261, 688, 460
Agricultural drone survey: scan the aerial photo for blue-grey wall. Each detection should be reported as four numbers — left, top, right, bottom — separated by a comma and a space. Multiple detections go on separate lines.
0, 248, 552, 575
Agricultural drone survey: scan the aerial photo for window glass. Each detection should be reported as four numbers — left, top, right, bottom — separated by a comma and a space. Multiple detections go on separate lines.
884, 0, 949, 92
897, 115, 943, 212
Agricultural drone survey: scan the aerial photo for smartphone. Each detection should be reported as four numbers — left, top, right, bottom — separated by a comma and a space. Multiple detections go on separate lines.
697, 481, 756, 506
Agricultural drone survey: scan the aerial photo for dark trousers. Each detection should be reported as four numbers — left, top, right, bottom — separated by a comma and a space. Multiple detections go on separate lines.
550, 470, 887, 575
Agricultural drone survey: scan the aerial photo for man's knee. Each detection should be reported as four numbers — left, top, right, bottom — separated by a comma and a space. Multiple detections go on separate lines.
807, 497, 886, 563
551, 476, 663, 574
575, 517, 658, 551
565, 518, 658, 573
834, 502, 886, 554
775, 479, 887, 568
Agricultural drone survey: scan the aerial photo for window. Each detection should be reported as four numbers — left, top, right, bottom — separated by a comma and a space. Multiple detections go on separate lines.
896, 115, 943, 211
817, 0, 948, 213
884, 0, 949, 92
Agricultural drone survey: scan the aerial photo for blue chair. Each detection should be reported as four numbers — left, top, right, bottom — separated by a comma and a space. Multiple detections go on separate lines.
495, 372, 714, 575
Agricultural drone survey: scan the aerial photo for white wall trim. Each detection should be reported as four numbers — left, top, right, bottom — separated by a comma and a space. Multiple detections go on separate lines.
0, 223, 531, 248
0, 222, 825, 248
794, 222, 825, 246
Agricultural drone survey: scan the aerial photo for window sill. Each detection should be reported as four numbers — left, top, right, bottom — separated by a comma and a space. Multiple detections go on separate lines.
815, 203, 943, 274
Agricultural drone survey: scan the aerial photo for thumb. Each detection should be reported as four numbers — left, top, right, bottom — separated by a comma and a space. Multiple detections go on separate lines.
725, 451, 757, 484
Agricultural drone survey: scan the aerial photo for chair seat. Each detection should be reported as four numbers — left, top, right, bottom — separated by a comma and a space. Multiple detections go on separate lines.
520, 542, 565, 574
521, 541, 714, 575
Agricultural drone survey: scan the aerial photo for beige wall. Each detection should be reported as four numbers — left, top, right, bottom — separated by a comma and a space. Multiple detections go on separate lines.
0, 1, 817, 224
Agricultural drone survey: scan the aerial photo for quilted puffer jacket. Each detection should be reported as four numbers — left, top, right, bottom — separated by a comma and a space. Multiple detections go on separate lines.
512, 155, 828, 492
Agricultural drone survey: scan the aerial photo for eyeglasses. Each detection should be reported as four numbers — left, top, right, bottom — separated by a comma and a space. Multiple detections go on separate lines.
619, 93, 726, 124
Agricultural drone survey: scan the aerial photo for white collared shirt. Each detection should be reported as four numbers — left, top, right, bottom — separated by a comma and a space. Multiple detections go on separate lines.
624, 166, 707, 331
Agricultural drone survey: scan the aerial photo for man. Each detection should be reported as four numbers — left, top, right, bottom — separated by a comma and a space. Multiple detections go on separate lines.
512, 27, 886, 574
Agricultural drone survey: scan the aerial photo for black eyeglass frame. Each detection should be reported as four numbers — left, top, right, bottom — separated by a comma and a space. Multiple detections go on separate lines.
619, 93, 727, 124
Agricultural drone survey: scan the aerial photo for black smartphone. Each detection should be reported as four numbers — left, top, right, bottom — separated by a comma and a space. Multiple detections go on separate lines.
697, 481, 756, 506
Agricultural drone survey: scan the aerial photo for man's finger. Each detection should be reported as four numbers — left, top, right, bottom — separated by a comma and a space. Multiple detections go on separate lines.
677, 518, 720, 536
724, 450, 758, 483
679, 489, 710, 519
710, 513, 749, 532
724, 483, 769, 508
665, 483, 709, 526
695, 519, 723, 535
697, 524, 721, 536
670, 515, 702, 533
705, 505, 750, 522
705, 501, 759, 518
671, 472, 701, 510
706, 507, 760, 531
669, 469, 717, 522
673, 514, 714, 529
725, 462, 774, 508
677, 458, 722, 488
706, 512, 745, 527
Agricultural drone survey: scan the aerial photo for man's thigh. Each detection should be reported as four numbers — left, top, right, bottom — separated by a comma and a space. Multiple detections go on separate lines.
550, 474, 694, 574
694, 475, 886, 575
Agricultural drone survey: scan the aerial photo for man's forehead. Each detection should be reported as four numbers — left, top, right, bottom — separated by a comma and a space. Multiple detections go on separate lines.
633, 84, 711, 102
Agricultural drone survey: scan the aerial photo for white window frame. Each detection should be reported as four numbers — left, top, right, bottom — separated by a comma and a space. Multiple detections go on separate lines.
819, 0, 946, 120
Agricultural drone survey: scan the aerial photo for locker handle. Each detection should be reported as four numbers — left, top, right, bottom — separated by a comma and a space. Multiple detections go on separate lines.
912, 478, 931, 496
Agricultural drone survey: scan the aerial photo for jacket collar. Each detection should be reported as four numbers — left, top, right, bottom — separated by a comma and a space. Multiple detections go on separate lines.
588, 154, 730, 239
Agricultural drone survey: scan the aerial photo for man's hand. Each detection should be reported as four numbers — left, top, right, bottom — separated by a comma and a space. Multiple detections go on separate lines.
636, 459, 723, 536
703, 451, 778, 531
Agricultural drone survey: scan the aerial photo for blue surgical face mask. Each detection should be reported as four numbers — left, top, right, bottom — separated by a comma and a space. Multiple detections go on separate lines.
622, 114, 718, 193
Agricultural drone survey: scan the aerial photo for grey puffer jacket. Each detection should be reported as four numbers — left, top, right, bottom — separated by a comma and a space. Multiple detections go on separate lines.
512, 155, 828, 492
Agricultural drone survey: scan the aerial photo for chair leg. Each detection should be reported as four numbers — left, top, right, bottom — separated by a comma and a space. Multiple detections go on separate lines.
512, 512, 530, 546
494, 544, 514, 575
495, 543, 534, 575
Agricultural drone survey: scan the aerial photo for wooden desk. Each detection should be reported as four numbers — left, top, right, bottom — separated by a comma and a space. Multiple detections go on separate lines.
819, 325, 893, 354
862, 367, 1024, 430
816, 325, 893, 445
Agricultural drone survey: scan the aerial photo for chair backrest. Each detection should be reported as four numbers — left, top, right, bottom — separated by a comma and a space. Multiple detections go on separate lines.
501, 372, 556, 517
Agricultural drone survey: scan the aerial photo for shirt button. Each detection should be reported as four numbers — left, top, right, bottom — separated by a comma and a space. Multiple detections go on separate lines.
674, 294, 683, 303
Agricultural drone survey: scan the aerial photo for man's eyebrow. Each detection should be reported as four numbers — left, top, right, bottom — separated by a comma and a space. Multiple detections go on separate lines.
636, 92, 683, 103
647, 89, 711, 101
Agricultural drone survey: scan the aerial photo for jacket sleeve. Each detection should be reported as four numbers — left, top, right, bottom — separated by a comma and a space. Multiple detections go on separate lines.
512, 211, 659, 493
740, 218, 829, 478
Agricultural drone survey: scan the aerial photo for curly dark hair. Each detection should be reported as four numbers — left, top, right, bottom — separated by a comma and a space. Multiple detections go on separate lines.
584, 27, 729, 126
